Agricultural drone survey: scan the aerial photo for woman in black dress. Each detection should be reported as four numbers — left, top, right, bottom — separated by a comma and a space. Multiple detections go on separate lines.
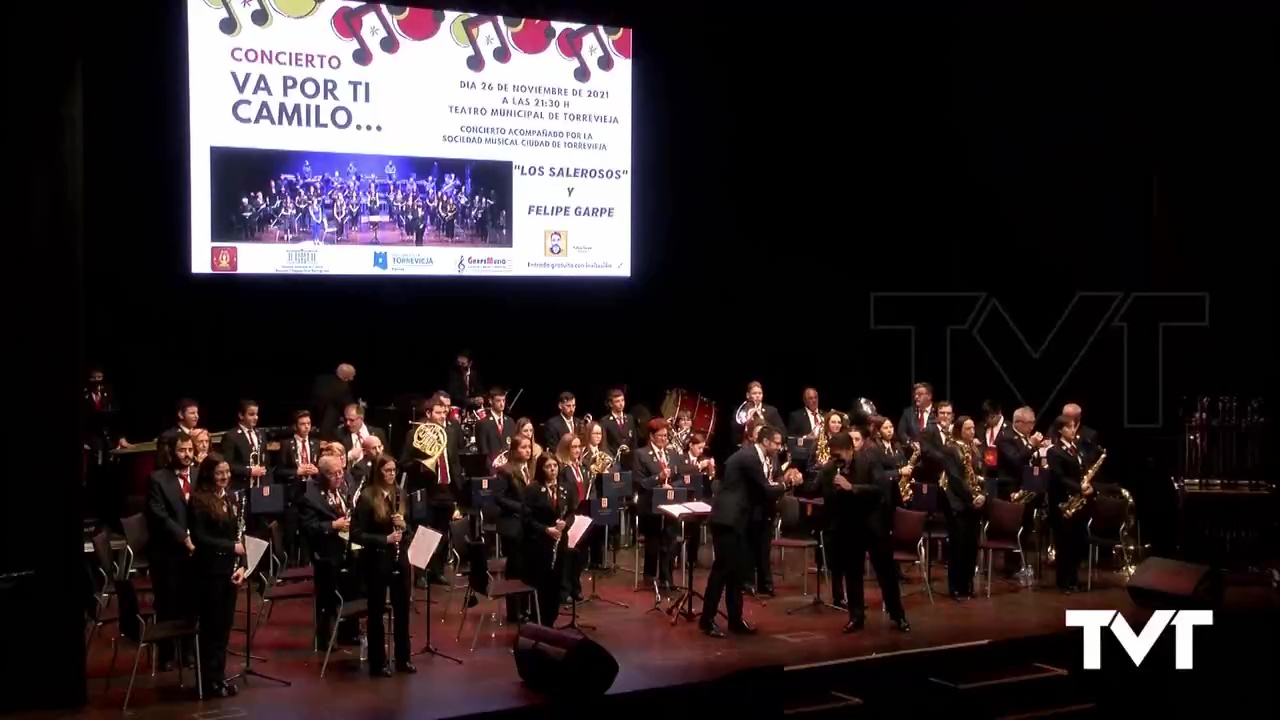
350, 453, 415, 677
941, 416, 986, 599
187, 453, 247, 697
494, 435, 533, 621
523, 452, 569, 627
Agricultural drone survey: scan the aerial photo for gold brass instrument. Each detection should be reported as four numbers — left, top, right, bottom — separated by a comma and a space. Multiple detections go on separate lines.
491, 449, 509, 470
588, 444, 628, 476
900, 442, 921, 504
1115, 486, 1143, 577
1010, 488, 1036, 504
412, 422, 449, 472
1061, 450, 1106, 519
248, 449, 262, 489
734, 401, 764, 426
962, 442, 984, 503
814, 427, 830, 466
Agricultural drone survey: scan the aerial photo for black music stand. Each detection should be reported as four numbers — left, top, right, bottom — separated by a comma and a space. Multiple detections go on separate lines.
410, 527, 463, 665
228, 516, 291, 688
584, 494, 628, 609
228, 487, 282, 664
598, 471, 633, 570
786, 497, 842, 615
659, 504, 718, 625
557, 522, 597, 633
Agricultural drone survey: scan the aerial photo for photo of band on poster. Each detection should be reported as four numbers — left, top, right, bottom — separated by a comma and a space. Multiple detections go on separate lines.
189, 2, 633, 276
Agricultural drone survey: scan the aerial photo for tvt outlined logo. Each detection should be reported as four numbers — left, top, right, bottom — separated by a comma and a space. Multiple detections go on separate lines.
869, 292, 1209, 427
1066, 609, 1213, 669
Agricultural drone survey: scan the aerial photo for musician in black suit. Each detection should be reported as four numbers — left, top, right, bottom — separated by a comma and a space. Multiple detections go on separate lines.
555, 434, 591, 602
732, 381, 786, 445
996, 407, 1047, 494
445, 351, 483, 404
187, 454, 248, 698
524, 453, 571, 626
220, 400, 268, 490
399, 395, 463, 584
700, 425, 801, 638
941, 416, 985, 599
678, 433, 715, 565
157, 398, 200, 446
495, 435, 533, 621
602, 389, 638, 459
1046, 415, 1092, 593
351, 454, 416, 676
916, 401, 954, 488
349, 435, 382, 487
476, 387, 516, 459
896, 382, 937, 445
274, 411, 321, 565
543, 391, 578, 450
311, 364, 356, 440
1062, 403, 1101, 469
144, 435, 196, 669
786, 387, 826, 438
633, 418, 681, 591
336, 404, 388, 465
827, 430, 910, 633
298, 455, 362, 647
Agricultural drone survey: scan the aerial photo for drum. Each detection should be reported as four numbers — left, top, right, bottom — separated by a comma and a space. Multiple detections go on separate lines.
660, 389, 718, 441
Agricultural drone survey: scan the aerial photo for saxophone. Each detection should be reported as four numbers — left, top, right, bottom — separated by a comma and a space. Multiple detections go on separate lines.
1061, 450, 1106, 519
814, 427, 830, 466
900, 442, 921, 503
961, 442, 984, 502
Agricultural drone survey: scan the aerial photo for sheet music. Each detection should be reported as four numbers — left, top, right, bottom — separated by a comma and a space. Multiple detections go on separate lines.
659, 503, 711, 518
406, 525, 443, 570
684, 501, 712, 513
245, 536, 270, 573
567, 515, 593, 549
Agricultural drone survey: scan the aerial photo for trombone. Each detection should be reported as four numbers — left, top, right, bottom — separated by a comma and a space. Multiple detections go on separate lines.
248, 449, 263, 489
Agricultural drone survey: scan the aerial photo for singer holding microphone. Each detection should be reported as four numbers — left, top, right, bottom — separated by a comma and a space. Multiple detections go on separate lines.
351, 454, 415, 677
187, 453, 247, 698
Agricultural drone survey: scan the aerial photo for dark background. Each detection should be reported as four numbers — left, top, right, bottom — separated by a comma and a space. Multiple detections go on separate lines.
209, 146, 513, 239
15, 1, 1276, 710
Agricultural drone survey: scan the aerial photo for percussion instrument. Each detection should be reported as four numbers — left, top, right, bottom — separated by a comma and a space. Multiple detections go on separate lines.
660, 389, 718, 441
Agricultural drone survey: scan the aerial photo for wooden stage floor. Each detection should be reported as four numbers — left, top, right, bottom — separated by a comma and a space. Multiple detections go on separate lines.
68, 555, 1140, 719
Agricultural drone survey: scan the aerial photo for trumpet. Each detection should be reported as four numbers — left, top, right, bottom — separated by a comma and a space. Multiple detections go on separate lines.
248, 449, 262, 489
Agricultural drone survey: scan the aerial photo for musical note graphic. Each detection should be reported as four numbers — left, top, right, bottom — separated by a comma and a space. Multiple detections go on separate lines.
457, 15, 512, 72
603, 26, 632, 60
386, 6, 446, 42
331, 4, 401, 67
556, 25, 615, 83
504, 17, 557, 55
267, 0, 321, 20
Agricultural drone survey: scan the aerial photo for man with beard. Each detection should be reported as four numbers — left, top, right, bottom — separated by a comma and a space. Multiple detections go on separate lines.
144, 435, 197, 669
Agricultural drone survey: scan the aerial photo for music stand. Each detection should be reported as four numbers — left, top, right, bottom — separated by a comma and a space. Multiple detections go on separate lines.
786, 497, 842, 614
583, 494, 627, 609
228, 499, 291, 688
410, 526, 463, 665
658, 503, 718, 625
557, 521, 597, 633
598, 471, 632, 573
228, 486, 283, 664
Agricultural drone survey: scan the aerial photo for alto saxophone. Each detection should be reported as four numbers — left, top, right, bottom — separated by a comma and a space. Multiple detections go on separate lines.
1061, 450, 1106, 519
900, 442, 921, 503
814, 428, 830, 466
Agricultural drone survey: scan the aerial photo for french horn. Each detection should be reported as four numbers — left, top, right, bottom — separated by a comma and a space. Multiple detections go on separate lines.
491, 449, 509, 469
412, 422, 449, 471
734, 401, 764, 426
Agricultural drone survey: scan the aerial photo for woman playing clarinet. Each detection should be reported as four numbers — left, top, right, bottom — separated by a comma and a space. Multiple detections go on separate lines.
556, 433, 589, 603
187, 453, 247, 698
494, 435, 533, 621
523, 453, 568, 626
350, 454, 415, 676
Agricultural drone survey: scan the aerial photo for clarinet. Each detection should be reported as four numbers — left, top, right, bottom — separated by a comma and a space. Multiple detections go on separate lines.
550, 480, 567, 568
392, 484, 403, 563
234, 490, 247, 574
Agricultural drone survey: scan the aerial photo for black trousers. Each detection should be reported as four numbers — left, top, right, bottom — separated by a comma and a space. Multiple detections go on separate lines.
701, 524, 745, 626
946, 508, 981, 595
363, 560, 411, 666
282, 482, 309, 565
640, 514, 678, 584
746, 516, 775, 588
150, 550, 192, 663
314, 558, 360, 643
501, 535, 527, 621
1049, 508, 1087, 588
561, 522, 596, 598
842, 523, 906, 621
530, 552, 562, 627
195, 572, 238, 686
420, 503, 455, 575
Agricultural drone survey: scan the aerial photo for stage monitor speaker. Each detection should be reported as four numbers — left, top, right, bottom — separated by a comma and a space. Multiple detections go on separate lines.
1126, 557, 1223, 609
513, 624, 619, 697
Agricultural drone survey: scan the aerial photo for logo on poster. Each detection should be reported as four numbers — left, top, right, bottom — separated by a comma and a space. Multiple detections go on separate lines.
544, 231, 568, 256
373, 251, 388, 270
211, 247, 238, 272
1066, 609, 1212, 669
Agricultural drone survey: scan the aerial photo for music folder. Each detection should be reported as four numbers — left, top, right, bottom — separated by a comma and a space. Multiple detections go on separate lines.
469, 474, 506, 509
675, 472, 706, 499
787, 435, 812, 461
651, 486, 688, 507
246, 484, 285, 515
589, 494, 620, 526
597, 470, 632, 498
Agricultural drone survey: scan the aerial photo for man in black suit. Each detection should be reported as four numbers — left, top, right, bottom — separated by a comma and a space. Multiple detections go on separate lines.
336, 404, 387, 466
700, 425, 800, 638
349, 435, 383, 487
144, 434, 196, 669
544, 391, 578, 450
274, 410, 321, 565
633, 418, 681, 592
602, 388, 638, 457
841, 432, 911, 633
298, 455, 361, 646
158, 398, 200, 446
311, 364, 357, 441
476, 387, 515, 459
731, 381, 786, 445
786, 387, 825, 438
1062, 403, 1101, 468
445, 351, 483, 406
896, 382, 937, 445
399, 394, 464, 584
221, 399, 268, 491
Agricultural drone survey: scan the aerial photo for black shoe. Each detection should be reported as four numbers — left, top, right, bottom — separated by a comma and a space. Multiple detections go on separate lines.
832, 599, 849, 610
757, 586, 776, 597
428, 572, 449, 586
395, 661, 417, 674
893, 617, 911, 633
949, 592, 967, 602
223, 680, 239, 697
843, 616, 866, 634
370, 665, 393, 678
159, 660, 176, 673
728, 620, 758, 636
699, 622, 726, 639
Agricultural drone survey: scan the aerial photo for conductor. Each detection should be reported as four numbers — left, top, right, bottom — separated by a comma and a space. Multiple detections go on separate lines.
699, 425, 802, 638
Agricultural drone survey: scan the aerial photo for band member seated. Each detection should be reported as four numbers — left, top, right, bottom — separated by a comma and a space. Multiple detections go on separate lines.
1046, 415, 1092, 593
495, 435, 534, 621
515, 417, 544, 469
350, 454, 415, 676
338, 404, 386, 466
221, 399, 267, 491
602, 389, 638, 459
350, 435, 383, 487
897, 382, 937, 445
158, 398, 200, 445
190, 428, 212, 465
144, 435, 196, 670
544, 391, 578, 450
476, 387, 515, 458
399, 395, 462, 585
634, 418, 681, 592
298, 455, 362, 648
787, 387, 826, 438
276, 411, 321, 565
700, 425, 801, 638
523, 453, 569, 626
555, 434, 590, 603
941, 416, 985, 600
679, 432, 715, 565
187, 454, 248, 698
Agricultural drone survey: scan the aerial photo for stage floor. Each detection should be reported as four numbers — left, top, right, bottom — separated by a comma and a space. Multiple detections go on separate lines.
68, 554, 1138, 719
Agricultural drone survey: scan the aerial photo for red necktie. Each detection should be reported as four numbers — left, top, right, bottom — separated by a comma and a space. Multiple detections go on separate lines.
300, 441, 310, 465
496, 417, 503, 434
438, 453, 450, 485
573, 465, 584, 499
657, 450, 667, 472
93, 393, 101, 410
1068, 446, 1078, 457
179, 470, 190, 499
918, 411, 925, 429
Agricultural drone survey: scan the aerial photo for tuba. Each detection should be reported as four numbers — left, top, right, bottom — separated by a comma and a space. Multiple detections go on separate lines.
412, 422, 449, 472
1061, 449, 1106, 519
